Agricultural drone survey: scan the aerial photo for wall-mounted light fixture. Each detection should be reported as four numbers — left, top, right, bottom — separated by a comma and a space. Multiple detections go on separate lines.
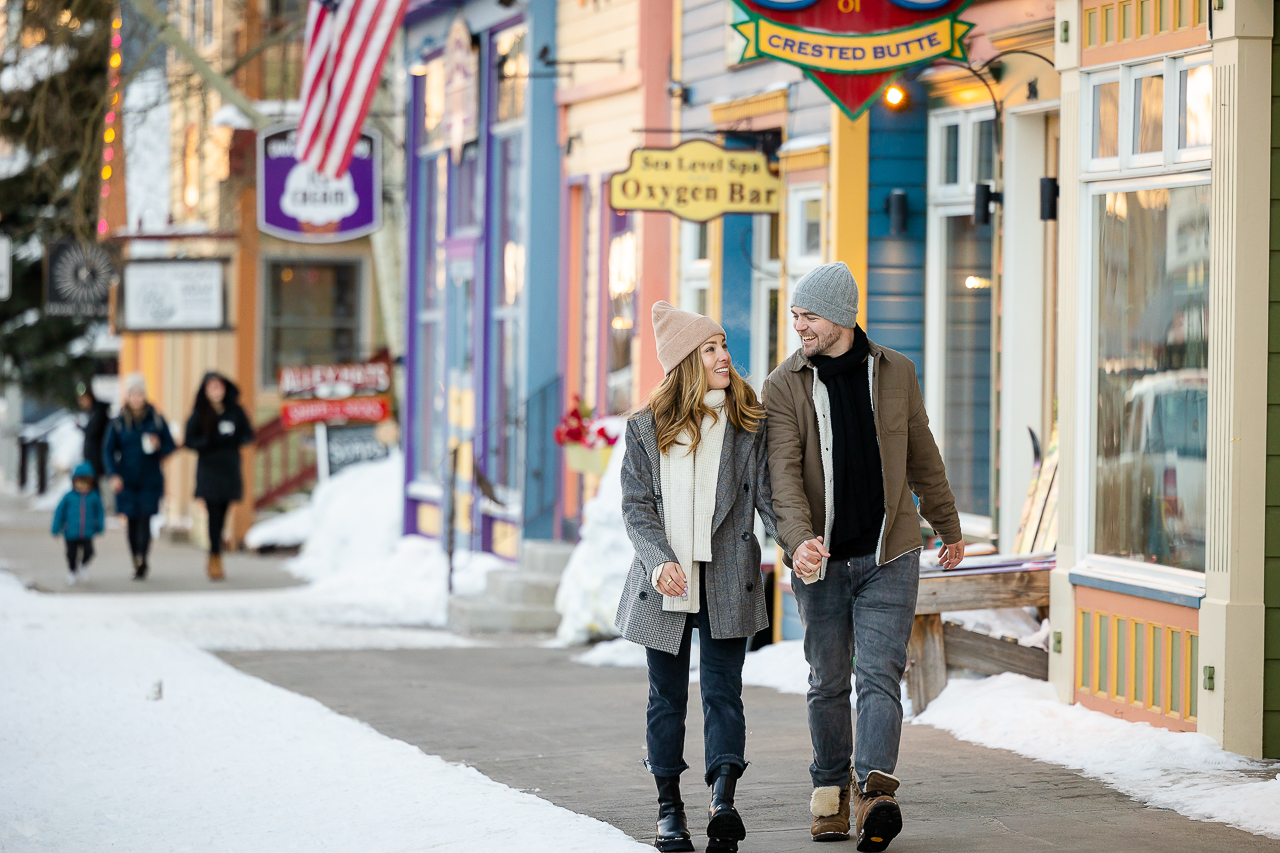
884, 84, 909, 110
1040, 177, 1059, 221
885, 188, 909, 235
974, 182, 1003, 226
668, 81, 691, 105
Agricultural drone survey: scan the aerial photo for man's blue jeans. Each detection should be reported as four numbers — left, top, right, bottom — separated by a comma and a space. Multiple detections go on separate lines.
644, 579, 749, 786
793, 550, 919, 789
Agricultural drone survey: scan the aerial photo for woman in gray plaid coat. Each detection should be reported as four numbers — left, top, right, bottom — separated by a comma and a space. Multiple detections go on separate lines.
618, 302, 781, 853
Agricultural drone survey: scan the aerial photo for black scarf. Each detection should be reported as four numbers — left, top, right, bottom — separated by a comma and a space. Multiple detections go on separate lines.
811, 326, 884, 560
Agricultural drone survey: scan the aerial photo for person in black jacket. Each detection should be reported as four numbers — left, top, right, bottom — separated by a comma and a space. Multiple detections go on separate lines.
103, 373, 177, 579
183, 372, 254, 581
78, 383, 110, 479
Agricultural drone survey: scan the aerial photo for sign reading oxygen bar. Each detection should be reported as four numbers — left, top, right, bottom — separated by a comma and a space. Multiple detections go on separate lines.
609, 140, 782, 222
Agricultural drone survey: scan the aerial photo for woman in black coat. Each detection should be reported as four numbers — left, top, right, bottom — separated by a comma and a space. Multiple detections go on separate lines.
183, 372, 254, 580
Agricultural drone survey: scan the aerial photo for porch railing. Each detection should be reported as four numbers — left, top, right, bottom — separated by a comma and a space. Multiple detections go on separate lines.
253, 415, 317, 510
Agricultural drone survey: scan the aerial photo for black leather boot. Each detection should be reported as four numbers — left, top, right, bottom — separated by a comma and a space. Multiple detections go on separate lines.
654, 775, 693, 852
706, 766, 746, 852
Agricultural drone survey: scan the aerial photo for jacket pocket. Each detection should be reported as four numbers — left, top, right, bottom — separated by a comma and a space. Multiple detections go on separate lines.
879, 391, 909, 434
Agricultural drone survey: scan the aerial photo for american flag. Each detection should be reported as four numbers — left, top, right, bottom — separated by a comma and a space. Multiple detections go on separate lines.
295, 0, 408, 178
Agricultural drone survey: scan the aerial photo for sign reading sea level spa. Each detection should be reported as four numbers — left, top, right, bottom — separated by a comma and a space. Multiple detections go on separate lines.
730, 0, 975, 120
609, 141, 781, 222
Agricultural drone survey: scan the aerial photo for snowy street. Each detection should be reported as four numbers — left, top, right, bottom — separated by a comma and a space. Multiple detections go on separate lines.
3, 483, 1279, 851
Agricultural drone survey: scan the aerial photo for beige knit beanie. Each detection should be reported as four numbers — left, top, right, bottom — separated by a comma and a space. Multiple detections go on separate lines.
651, 301, 725, 375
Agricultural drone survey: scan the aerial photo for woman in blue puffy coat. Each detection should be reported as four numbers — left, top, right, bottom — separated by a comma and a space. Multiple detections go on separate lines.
102, 373, 176, 579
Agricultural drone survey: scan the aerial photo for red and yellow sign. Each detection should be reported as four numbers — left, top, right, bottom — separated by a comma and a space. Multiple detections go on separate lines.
730, 0, 975, 119
281, 395, 392, 428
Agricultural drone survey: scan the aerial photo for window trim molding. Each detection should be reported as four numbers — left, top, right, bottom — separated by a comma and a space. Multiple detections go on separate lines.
1073, 169, 1211, 579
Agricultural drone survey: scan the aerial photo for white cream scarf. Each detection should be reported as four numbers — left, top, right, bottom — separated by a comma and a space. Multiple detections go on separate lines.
653, 389, 727, 612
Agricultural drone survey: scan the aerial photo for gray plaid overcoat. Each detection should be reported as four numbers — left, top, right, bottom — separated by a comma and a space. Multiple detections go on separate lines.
615, 410, 782, 655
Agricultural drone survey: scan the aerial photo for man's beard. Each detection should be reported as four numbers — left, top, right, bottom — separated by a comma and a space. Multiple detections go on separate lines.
802, 324, 844, 357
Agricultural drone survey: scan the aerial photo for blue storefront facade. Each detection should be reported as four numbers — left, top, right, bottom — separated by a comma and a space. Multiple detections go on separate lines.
401, 0, 560, 561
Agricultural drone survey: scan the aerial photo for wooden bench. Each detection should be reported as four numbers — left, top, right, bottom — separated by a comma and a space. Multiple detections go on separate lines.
905, 563, 1052, 714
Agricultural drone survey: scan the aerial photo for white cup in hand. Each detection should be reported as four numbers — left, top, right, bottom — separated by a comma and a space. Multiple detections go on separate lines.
142, 434, 158, 454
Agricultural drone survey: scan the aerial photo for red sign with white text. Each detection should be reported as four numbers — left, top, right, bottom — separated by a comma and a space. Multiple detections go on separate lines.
280, 395, 391, 428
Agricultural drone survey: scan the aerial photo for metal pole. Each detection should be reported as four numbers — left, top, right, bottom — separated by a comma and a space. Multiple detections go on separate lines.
314, 422, 330, 481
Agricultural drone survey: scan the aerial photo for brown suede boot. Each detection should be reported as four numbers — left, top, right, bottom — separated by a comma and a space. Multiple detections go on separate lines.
207, 553, 225, 581
809, 769, 852, 841
853, 771, 902, 852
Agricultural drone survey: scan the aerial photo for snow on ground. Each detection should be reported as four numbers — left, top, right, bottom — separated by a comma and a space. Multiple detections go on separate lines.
286, 452, 404, 581
244, 504, 312, 550
914, 672, 1280, 839
0, 578, 646, 852
555, 436, 632, 644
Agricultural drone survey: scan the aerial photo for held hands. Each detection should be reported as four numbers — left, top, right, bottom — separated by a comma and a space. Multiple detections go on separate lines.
937, 540, 966, 570
656, 562, 688, 597
793, 536, 829, 579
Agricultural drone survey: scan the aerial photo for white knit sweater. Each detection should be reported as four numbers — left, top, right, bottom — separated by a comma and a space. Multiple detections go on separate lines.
653, 389, 727, 612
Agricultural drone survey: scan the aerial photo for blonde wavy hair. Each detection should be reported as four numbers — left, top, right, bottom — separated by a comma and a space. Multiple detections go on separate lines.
644, 342, 765, 455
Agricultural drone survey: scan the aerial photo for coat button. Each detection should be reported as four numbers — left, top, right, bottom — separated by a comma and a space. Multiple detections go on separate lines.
746, 582, 755, 592
638, 590, 647, 600
741, 532, 751, 541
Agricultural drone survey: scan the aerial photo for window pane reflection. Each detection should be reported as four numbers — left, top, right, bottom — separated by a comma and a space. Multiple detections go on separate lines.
1134, 75, 1163, 154
1094, 185, 1210, 571
1094, 81, 1120, 159
944, 215, 992, 517
1180, 65, 1212, 148
607, 211, 636, 415
975, 119, 995, 183
943, 124, 959, 184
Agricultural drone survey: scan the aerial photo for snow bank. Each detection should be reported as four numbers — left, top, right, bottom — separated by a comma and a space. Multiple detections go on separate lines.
555, 435, 632, 643
0, 580, 646, 852
573, 637, 648, 668
914, 672, 1280, 839
244, 504, 312, 550
941, 607, 1050, 649
740, 640, 811, 695
286, 451, 404, 581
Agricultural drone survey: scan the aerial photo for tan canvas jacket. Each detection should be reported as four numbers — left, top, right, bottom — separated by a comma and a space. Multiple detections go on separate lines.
762, 339, 962, 579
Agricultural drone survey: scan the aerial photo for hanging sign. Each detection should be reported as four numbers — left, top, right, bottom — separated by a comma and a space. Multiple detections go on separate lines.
730, 0, 974, 120
120, 259, 227, 331
258, 123, 382, 243
44, 241, 117, 318
278, 359, 393, 428
608, 140, 781, 222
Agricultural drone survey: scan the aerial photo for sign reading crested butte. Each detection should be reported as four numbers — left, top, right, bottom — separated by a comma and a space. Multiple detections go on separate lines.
730, 0, 975, 120
609, 141, 782, 222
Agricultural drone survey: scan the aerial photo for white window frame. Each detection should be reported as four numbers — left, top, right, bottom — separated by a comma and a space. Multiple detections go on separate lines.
1082, 50, 1212, 178
925, 105, 999, 519
784, 184, 824, 357
749, 213, 781, 388
1072, 168, 1211, 588
679, 219, 710, 314
928, 106, 997, 205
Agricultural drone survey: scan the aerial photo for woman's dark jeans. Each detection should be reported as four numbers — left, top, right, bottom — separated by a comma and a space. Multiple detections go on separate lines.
644, 572, 750, 786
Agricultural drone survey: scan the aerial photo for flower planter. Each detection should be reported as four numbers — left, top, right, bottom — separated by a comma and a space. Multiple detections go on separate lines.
563, 443, 613, 475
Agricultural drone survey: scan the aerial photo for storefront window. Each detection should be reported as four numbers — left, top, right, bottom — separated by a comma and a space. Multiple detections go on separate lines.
1094, 81, 1120, 159
1134, 73, 1163, 155
418, 156, 448, 482
264, 262, 360, 386
975, 119, 995, 184
1180, 64, 1212, 149
606, 209, 636, 415
1093, 183, 1210, 571
492, 133, 524, 489
943, 124, 959, 185
422, 56, 446, 152
453, 142, 480, 231
493, 24, 528, 124
942, 215, 993, 517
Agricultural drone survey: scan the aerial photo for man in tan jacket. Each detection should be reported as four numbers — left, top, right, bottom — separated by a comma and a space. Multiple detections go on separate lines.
762, 261, 964, 850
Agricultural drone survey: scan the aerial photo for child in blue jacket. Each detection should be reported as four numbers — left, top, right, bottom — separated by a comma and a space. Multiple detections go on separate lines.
51, 462, 105, 585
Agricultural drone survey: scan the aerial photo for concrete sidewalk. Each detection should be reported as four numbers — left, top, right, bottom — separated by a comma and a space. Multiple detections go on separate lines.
221, 646, 1279, 852
0, 492, 300, 593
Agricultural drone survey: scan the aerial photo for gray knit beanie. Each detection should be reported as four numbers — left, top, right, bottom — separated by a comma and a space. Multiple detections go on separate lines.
792, 262, 859, 328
